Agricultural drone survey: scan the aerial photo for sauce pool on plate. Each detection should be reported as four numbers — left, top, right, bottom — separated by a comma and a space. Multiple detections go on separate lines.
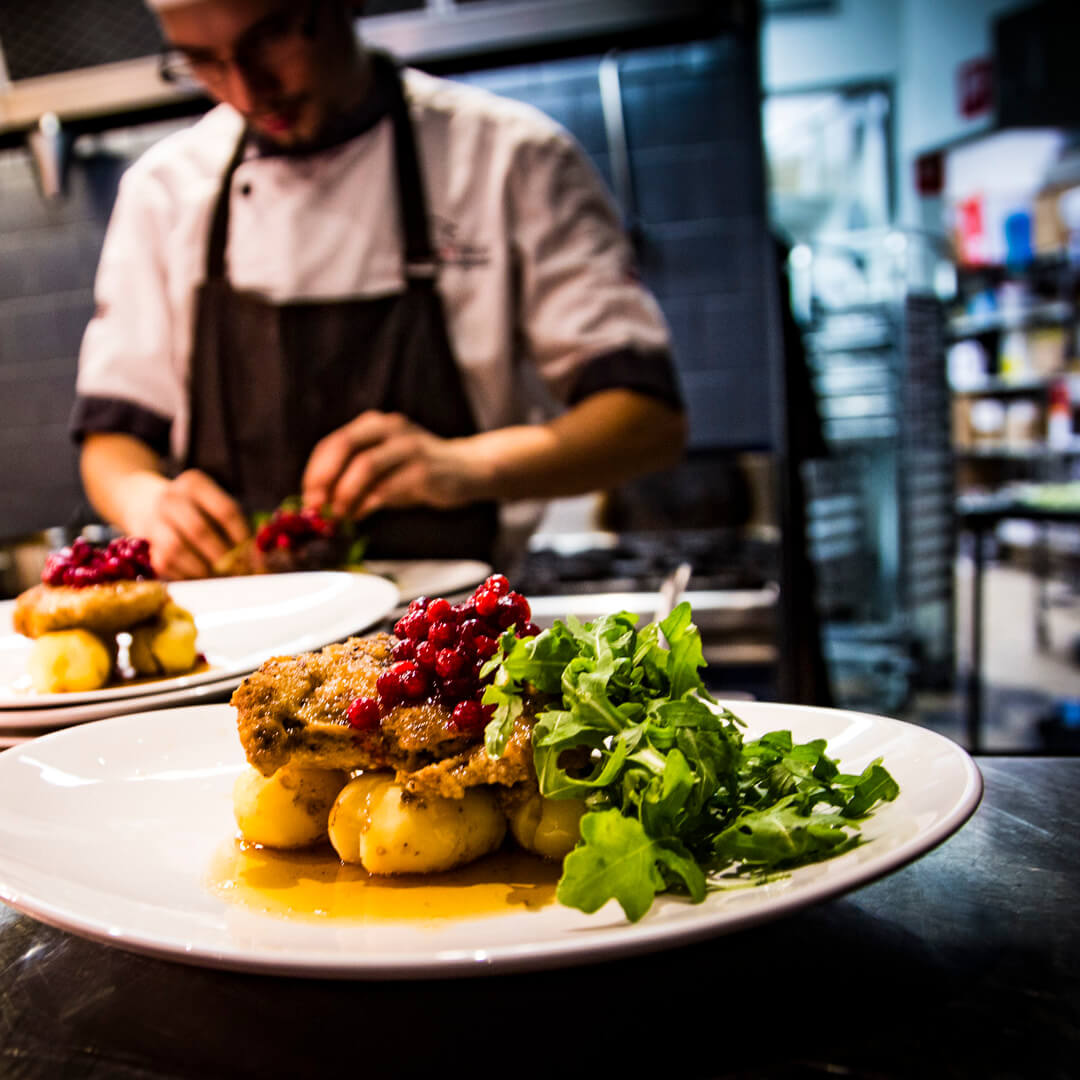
207, 841, 560, 922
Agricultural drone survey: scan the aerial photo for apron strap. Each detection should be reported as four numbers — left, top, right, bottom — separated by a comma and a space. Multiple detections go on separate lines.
206, 130, 250, 282
377, 52, 438, 282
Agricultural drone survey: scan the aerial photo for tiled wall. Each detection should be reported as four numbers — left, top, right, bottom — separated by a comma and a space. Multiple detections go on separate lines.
0, 36, 771, 539
459, 38, 773, 455
0, 123, 186, 539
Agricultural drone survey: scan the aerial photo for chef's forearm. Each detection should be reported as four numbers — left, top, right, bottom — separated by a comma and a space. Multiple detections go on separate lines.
461, 389, 687, 502
79, 433, 170, 532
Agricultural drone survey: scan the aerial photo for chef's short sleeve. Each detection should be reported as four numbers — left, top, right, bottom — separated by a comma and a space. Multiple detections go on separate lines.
508, 131, 682, 409
69, 164, 182, 459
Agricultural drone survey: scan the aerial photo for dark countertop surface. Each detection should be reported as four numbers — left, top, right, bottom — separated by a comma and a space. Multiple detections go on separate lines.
1, 756, 1077, 1079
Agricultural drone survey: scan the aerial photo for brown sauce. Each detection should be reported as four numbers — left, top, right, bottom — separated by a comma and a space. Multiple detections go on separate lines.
111, 656, 212, 688
207, 839, 560, 923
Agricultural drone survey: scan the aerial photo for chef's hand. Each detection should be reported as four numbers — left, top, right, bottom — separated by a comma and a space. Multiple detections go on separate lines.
301, 411, 482, 520
121, 469, 250, 580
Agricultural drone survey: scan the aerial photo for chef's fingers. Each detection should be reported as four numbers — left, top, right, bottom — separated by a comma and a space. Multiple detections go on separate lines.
300, 414, 397, 511
353, 459, 428, 518
151, 528, 211, 581
328, 435, 418, 518
157, 493, 235, 577
174, 470, 250, 547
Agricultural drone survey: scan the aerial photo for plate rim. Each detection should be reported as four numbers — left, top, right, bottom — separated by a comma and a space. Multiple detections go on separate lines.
0, 672, 244, 731
0, 701, 983, 979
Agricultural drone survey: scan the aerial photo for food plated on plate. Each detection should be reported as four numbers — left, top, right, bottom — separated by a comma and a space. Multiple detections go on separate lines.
214, 501, 366, 576
13, 536, 201, 693
230, 575, 901, 922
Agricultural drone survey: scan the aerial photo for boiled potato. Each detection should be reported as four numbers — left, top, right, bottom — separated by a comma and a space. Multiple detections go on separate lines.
508, 793, 586, 860
233, 764, 348, 849
27, 629, 115, 693
129, 602, 198, 676
328, 774, 506, 874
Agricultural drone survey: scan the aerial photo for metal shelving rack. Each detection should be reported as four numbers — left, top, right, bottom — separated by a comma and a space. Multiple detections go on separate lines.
793, 232, 956, 711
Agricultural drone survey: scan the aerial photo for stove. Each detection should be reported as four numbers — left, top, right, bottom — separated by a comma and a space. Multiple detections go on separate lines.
515, 528, 781, 696
515, 528, 778, 597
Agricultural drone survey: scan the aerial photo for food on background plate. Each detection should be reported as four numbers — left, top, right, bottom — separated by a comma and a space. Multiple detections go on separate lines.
214, 501, 366, 576
13, 536, 201, 693
230, 576, 900, 922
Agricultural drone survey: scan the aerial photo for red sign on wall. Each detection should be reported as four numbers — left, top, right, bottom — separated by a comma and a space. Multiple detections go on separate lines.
957, 57, 994, 119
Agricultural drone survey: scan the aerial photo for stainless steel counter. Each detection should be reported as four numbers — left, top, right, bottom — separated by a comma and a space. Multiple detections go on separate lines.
1, 757, 1076, 1078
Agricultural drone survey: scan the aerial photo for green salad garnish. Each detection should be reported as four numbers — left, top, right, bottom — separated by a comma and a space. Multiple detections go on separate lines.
481, 602, 900, 922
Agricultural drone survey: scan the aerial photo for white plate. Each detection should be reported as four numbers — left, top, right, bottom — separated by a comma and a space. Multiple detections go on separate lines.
360, 559, 491, 604
0, 571, 398, 708
0, 673, 241, 732
0, 700, 981, 979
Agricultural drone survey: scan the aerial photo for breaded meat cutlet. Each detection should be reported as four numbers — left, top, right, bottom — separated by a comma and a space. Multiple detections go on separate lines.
230, 633, 535, 799
13, 579, 169, 639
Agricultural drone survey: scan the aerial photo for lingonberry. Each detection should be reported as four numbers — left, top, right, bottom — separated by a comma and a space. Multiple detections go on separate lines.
346, 696, 381, 731
472, 633, 498, 659
414, 640, 438, 671
392, 638, 416, 661
435, 647, 467, 679
428, 620, 458, 649
496, 592, 531, 630
394, 610, 428, 641
449, 700, 493, 734
473, 588, 499, 618
389, 660, 428, 700
426, 597, 452, 623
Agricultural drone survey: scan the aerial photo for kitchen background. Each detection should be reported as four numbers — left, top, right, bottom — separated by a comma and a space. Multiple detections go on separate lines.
0, 0, 1077, 753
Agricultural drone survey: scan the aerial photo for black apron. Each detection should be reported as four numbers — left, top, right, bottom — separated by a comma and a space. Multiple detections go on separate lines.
185, 55, 498, 562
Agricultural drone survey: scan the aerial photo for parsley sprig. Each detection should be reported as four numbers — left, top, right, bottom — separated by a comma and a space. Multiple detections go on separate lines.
481, 602, 899, 922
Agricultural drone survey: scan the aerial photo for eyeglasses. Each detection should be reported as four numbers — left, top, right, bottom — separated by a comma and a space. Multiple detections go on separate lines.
158, 0, 321, 90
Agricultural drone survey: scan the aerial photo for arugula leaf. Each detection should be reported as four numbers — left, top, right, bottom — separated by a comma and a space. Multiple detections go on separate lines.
557, 809, 706, 922
480, 602, 900, 921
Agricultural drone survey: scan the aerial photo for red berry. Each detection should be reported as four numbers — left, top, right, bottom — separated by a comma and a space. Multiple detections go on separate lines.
346, 697, 381, 731
408, 596, 431, 613
392, 638, 416, 661
496, 593, 531, 629
394, 610, 428, 641
484, 574, 510, 597
474, 589, 499, 618
426, 597, 452, 623
518, 622, 542, 639
428, 620, 458, 649
449, 700, 485, 733
473, 634, 498, 659
414, 640, 438, 671
376, 669, 402, 704
389, 660, 428, 700
435, 647, 467, 678
440, 674, 475, 702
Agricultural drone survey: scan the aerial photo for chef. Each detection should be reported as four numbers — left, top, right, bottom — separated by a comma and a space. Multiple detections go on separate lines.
71, 0, 687, 579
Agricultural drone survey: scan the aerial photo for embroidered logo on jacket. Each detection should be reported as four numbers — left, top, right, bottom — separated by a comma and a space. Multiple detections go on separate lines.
432, 216, 490, 269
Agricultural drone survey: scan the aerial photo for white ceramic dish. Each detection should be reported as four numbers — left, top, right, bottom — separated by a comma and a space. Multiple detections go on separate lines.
0, 571, 398, 708
0, 701, 981, 979
360, 559, 491, 604
0, 673, 241, 732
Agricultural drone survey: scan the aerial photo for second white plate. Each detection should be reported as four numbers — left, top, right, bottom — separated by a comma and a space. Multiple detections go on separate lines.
0, 571, 398, 709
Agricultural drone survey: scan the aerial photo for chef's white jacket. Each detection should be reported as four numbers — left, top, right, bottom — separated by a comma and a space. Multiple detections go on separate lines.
72, 66, 679, 493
